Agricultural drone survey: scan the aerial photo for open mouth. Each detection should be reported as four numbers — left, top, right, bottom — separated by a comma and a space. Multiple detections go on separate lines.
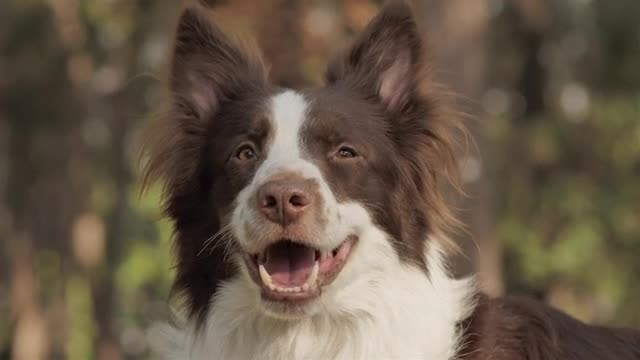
244, 236, 357, 302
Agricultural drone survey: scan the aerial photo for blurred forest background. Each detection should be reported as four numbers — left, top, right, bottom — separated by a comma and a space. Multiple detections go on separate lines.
1, 0, 639, 359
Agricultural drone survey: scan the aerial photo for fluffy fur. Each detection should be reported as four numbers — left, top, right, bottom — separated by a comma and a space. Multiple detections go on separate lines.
143, 2, 640, 360
150, 241, 473, 360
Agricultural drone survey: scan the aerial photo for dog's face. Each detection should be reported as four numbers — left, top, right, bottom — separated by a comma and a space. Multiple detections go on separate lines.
145, 2, 458, 321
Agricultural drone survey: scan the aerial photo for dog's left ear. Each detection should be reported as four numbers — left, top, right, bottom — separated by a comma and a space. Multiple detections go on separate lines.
326, 1, 424, 112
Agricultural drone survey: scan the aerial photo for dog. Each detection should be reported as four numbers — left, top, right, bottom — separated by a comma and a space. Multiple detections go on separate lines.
142, 1, 640, 359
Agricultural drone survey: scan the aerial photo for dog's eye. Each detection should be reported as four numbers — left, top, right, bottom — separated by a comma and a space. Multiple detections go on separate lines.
336, 146, 358, 159
235, 144, 258, 161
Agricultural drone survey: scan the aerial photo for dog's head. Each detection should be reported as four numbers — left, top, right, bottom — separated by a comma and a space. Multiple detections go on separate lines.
143, 1, 461, 323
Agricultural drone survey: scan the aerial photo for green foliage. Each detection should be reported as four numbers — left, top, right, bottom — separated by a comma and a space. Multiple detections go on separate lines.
483, 0, 640, 326
493, 95, 640, 325
66, 275, 96, 360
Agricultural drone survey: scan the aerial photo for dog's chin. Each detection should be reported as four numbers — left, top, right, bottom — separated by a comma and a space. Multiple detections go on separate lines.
242, 235, 358, 318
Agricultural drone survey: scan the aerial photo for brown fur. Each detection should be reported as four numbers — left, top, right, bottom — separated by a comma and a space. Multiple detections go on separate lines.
141, 1, 640, 357
458, 294, 640, 360
141, 6, 278, 324
320, 0, 465, 263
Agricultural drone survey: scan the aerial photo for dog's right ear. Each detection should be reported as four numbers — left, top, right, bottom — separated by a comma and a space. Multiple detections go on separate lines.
170, 6, 267, 119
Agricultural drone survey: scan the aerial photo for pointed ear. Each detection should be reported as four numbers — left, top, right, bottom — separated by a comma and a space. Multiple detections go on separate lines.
171, 6, 267, 118
326, 1, 424, 111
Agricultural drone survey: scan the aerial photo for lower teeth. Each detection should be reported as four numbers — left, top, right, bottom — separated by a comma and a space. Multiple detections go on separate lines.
257, 261, 319, 293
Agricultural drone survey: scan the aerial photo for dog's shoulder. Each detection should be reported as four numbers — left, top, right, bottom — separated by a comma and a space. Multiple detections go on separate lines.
457, 294, 640, 360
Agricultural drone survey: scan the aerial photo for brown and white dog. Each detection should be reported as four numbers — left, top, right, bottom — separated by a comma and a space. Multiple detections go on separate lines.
143, 2, 640, 359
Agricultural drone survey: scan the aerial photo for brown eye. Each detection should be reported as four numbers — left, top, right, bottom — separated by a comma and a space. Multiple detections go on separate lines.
235, 144, 258, 161
336, 146, 358, 159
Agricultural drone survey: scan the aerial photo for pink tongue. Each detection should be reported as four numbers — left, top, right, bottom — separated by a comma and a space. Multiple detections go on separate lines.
264, 242, 316, 286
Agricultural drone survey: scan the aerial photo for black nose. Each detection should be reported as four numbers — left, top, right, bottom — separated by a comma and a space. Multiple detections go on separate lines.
256, 179, 312, 226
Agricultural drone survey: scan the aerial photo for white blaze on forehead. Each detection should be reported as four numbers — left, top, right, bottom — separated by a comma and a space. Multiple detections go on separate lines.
254, 90, 310, 181
270, 90, 307, 157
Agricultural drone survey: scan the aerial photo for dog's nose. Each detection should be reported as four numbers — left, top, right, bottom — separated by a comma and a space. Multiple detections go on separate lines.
256, 179, 312, 226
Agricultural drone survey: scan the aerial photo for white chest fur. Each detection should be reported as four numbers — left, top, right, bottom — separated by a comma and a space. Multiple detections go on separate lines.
149, 242, 475, 360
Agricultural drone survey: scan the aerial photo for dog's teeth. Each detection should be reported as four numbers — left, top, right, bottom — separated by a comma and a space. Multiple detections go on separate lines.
261, 262, 318, 293
274, 286, 299, 293
258, 264, 274, 288
305, 261, 319, 287
319, 251, 329, 261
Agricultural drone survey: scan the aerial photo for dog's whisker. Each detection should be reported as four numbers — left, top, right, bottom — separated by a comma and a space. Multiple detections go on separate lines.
207, 231, 234, 256
198, 225, 232, 257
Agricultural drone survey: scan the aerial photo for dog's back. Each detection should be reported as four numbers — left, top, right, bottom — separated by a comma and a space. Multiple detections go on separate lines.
460, 295, 640, 360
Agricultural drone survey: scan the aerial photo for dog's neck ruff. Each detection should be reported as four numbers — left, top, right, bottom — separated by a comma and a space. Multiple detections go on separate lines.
149, 242, 475, 360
